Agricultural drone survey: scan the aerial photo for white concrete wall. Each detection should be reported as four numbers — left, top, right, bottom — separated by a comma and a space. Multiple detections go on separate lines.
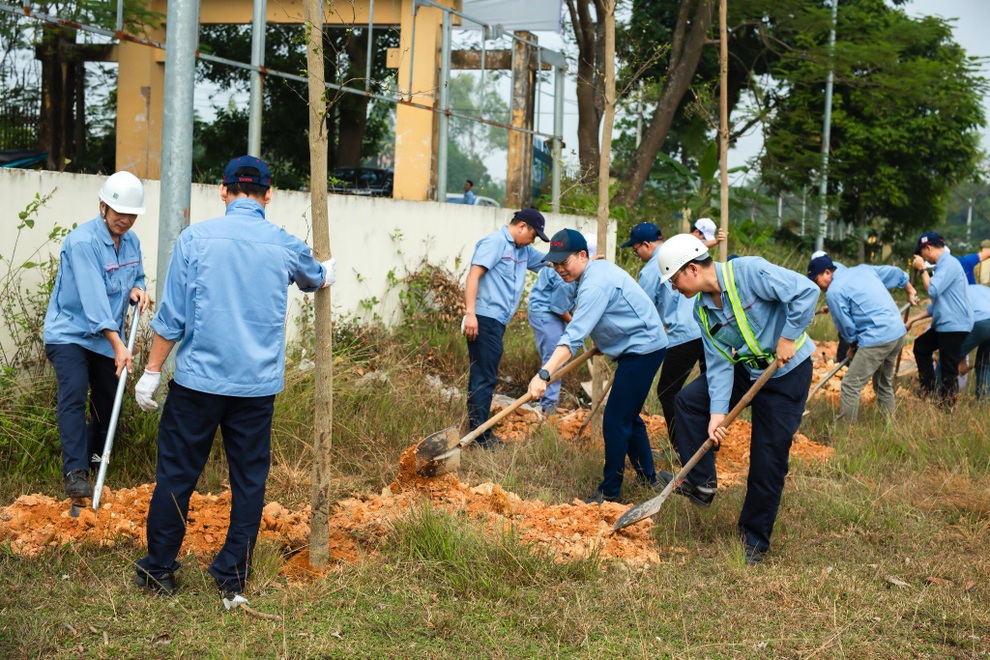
1, 169, 614, 351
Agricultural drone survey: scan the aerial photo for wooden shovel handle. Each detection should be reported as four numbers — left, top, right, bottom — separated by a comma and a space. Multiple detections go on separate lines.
459, 347, 601, 447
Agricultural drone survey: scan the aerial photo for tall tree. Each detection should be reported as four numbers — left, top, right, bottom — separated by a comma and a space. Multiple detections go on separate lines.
759, 0, 986, 243
565, 0, 607, 183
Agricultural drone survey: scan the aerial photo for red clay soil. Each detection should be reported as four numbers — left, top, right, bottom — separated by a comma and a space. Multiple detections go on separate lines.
1, 383, 838, 573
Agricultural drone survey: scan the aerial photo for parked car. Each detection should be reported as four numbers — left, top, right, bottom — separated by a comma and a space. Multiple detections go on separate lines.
329, 167, 393, 197
445, 193, 501, 207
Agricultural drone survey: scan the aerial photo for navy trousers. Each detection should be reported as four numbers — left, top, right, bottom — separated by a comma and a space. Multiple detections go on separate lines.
45, 343, 118, 475
466, 315, 505, 445
915, 328, 968, 406
673, 358, 812, 552
655, 338, 706, 446
599, 348, 666, 499
137, 381, 275, 592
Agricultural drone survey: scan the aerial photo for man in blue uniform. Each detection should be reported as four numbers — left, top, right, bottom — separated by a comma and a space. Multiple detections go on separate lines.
909, 231, 973, 407
623, 222, 705, 446
43, 171, 151, 498
463, 208, 548, 447
463, 180, 477, 205
955, 239, 990, 284
655, 234, 819, 565
132, 156, 334, 597
528, 229, 668, 504
958, 284, 990, 399
527, 235, 595, 415
807, 255, 919, 420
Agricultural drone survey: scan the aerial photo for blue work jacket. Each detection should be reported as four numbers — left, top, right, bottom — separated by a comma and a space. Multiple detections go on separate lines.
151, 198, 326, 396
528, 265, 577, 319
558, 259, 667, 359
968, 284, 990, 323
471, 226, 545, 325
638, 249, 701, 347
824, 264, 907, 347
927, 251, 974, 333
43, 217, 146, 358
695, 257, 818, 414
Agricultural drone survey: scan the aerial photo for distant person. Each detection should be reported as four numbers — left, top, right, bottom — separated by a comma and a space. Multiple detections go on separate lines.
464, 180, 477, 206
690, 217, 728, 250
463, 209, 548, 448
807, 255, 918, 421
622, 222, 705, 446
956, 239, 990, 284
43, 171, 151, 499
958, 284, 990, 399
908, 231, 973, 407
526, 234, 596, 416
133, 156, 335, 598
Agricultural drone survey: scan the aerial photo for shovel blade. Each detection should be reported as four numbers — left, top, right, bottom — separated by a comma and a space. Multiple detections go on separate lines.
414, 426, 463, 477
612, 485, 676, 531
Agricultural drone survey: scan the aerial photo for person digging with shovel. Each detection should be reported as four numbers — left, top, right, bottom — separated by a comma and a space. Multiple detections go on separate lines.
527, 229, 668, 505
43, 171, 152, 500
131, 156, 335, 598
806, 255, 919, 421
655, 234, 819, 565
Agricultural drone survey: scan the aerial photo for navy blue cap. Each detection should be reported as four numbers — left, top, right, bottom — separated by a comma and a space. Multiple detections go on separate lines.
223, 155, 272, 187
621, 222, 663, 248
806, 255, 836, 280
915, 230, 944, 255
544, 229, 588, 263
514, 208, 549, 242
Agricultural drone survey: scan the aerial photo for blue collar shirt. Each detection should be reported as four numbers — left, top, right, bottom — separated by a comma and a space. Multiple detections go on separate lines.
638, 249, 701, 347
967, 284, 990, 323
824, 264, 907, 347
43, 217, 146, 358
927, 250, 974, 332
471, 226, 546, 325
464, 190, 477, 205
695, 257, 818, 414
150, 198, 326, 396
528, 265, 577, 318
557, 259, 668, 359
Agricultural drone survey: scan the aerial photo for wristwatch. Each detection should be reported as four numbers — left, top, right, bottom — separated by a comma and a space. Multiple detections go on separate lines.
537, 368, 551, 382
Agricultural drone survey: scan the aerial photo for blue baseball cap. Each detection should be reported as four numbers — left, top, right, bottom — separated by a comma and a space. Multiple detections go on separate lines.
223, 155, 272, 187
514, 208, 549, 242
544, 229, 588, 263
914, 230, 944, 255
806, 255, 835, 280
621, 222, 664, 248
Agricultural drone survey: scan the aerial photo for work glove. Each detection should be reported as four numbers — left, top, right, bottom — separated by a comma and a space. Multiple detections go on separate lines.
321, 258, 337, 288
135, 369, 162, 411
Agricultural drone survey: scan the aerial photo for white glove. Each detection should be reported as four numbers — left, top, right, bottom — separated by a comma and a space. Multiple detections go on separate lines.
135, 369, 162, 411
321, 258, 336, 288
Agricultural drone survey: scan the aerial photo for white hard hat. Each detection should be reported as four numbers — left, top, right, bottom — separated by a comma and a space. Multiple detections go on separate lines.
582, 232, 598, 258
99, 171, 145, 215
656, 233, 709, 283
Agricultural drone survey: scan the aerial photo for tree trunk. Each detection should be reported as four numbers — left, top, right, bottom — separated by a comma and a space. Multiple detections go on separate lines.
566, 0, 606, 184
306, 0, 334, 569
335, 30, 372, 168
612, 0, 713, 209
591, 0, 616, 440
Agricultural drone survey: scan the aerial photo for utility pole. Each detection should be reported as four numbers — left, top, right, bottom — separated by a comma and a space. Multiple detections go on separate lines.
814, 0, 838, 253
717, 0, 729, 261
247, 0, 267, 156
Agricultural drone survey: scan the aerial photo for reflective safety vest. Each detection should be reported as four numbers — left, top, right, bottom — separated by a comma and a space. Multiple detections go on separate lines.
697, 260, 808, 369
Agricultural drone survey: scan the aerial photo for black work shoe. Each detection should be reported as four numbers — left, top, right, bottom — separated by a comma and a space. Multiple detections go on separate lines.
475, 436, 505, 452
135, 570, 177, 596
744, 545, 765, 566
657, 471, 715, 508
583, 489, 620, 505
63, 470, 92, 499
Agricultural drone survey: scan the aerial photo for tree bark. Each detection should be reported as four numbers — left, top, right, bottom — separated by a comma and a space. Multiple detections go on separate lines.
591, 0, 616, 439
566, 0, 606, 184
306, 0, 334, 569
612, 0, 714, 209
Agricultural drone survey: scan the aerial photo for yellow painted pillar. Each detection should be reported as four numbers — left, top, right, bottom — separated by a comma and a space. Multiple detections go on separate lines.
393, 0, 448, 201
115, 38, 164, 179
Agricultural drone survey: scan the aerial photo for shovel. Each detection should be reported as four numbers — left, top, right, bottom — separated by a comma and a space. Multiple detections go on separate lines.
577, 376, 613, 437
87, 305, 141, 513
414, 347, 600, 477
892, 300, 912, 389
802, 356, 850, 416
612, 361, 779, 531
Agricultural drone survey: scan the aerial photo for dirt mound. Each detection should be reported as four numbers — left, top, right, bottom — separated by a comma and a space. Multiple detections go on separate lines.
809, 344, 919, 406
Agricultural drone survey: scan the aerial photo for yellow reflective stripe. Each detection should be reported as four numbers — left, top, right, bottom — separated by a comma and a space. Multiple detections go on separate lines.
724, 261, 768, 360
697, 305, 738, 364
